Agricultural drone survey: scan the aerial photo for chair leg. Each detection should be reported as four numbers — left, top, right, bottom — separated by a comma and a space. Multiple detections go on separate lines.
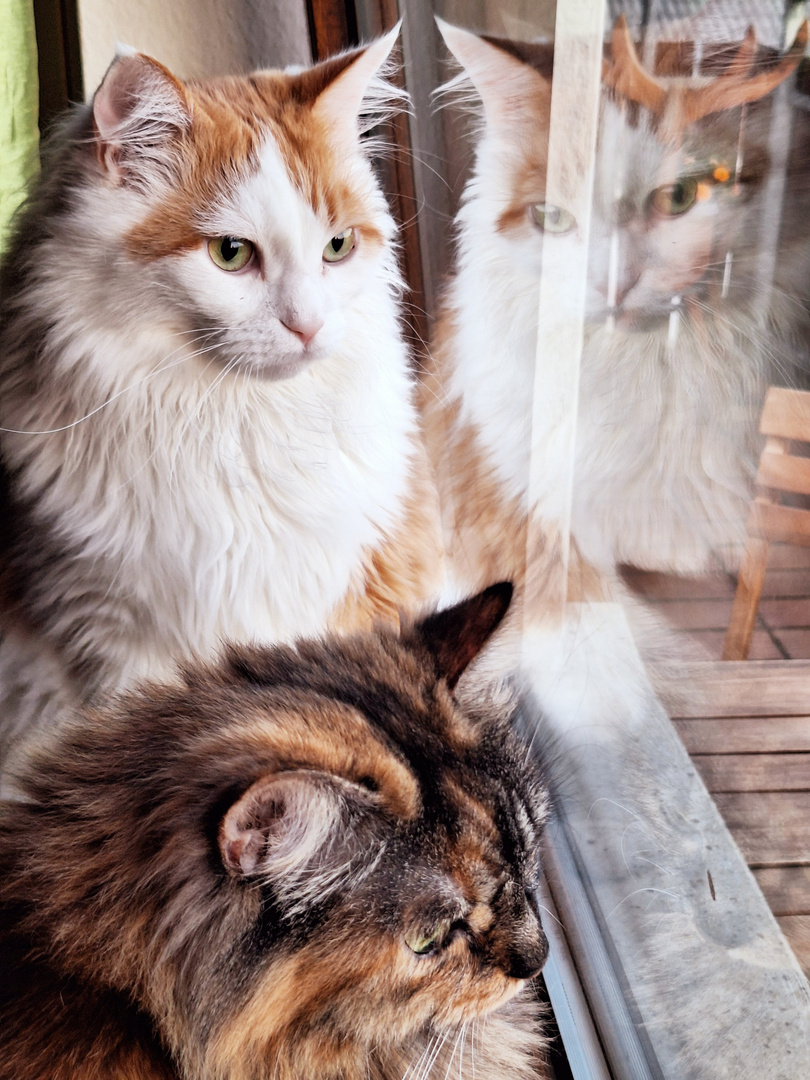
723, 538, 770, 660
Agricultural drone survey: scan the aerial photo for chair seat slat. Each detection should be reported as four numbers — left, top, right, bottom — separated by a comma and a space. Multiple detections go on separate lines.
757, 450, 810, 496
748, 501, 810, 547
760, 386, 810, 441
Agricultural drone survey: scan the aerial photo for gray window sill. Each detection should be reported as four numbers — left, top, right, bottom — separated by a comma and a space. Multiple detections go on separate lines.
526, 693, 810, 1080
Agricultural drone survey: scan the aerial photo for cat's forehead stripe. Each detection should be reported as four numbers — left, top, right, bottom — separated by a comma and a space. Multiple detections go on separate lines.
495, 143, 549, 235
222, 702, 421, 820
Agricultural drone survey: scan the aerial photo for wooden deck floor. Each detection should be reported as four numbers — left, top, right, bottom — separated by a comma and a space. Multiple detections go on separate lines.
622, 542, 810, 661
625, 545, 810, 978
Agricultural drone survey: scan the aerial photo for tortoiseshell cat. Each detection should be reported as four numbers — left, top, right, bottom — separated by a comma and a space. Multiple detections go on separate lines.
0, 30, 442, 774
0, 584, 551, 1079
423, 20, 810, 729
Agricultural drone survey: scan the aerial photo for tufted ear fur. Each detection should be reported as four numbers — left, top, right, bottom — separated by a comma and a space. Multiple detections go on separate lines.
436, 18, 549, 132
416, 582, 513, 690
219, 769, 375, 883
92, 52, 191, 185
311, 24, 404, 146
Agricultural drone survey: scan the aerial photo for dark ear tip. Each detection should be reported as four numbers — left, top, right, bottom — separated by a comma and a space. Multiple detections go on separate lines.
484, 581, 513, 607
416, 580, 515, 691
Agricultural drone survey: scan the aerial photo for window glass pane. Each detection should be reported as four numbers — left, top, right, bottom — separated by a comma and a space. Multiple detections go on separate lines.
384, 0, 810, 1074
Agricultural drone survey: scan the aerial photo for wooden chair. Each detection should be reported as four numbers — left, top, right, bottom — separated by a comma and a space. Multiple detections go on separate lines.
723, 387, 810, 660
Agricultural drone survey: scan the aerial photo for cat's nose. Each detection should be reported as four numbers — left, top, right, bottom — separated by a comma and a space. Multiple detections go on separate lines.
504, 905, 549, 979
491, 886, 549, 979
282, 315, 324, 346
503, 931, 549, 980
613, 269, 642, 307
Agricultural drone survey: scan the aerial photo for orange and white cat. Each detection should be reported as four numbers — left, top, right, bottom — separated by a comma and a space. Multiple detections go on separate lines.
424, 20, 808, 732
0, 30, 442, 770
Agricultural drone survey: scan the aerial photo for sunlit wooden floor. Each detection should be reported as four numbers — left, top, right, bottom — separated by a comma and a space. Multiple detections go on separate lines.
622, 542, 810, 661
625, 546, 810, 978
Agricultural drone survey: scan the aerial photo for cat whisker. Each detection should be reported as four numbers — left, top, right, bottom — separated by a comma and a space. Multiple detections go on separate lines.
606, 886, 687, 920
633, 854, 675, 876
425, 1029, 452, 1080
533, 899, 564, 931
0, 336, 229, 436
443, 1022, 466, 1080
165, 353, 243, 492
406, 1029, 445, 1080
381, 143, 454, 197
106, 343, 244, 491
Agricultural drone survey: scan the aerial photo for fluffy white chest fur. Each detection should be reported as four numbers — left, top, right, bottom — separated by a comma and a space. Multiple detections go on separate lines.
445, 245, 763, 575
12, 295, 414, 685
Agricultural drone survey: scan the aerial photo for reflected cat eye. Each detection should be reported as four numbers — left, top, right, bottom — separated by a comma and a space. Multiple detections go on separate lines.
323, 229, 356, 263
530, 203, 576, 234
649, 178, 699, 217
208, 237, 254, 272
405, 917, 453, 955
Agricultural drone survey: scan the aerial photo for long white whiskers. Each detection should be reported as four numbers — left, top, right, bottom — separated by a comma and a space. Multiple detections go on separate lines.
0, 329, 229, 436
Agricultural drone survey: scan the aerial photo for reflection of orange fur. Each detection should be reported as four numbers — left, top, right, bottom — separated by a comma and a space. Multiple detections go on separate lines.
422, 310, 608, 630
330, 436, 445, 635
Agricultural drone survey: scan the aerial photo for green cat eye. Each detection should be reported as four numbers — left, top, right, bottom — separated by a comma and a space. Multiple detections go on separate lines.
208, 237, 254, 272
405, 918, 453, 956
650, 178, 699, 217
530, 203, 575, 235
323, 229, 356, 263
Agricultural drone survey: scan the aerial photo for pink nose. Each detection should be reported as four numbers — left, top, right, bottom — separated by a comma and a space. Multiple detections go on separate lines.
282, 316, 323, 346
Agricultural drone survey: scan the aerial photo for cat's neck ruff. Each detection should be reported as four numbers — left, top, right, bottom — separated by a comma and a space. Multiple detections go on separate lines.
1, 268, 416, 685
442, 231, 773, 573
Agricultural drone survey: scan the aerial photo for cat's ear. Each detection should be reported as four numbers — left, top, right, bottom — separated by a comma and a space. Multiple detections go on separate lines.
415, 582, 513, 690
436, 19, 548, 131
219, 769, 363, 878
311, 24, 404, 145
92, 52, 191, 184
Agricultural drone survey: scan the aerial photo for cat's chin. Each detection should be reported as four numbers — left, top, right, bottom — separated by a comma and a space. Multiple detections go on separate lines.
230, 352, 322, 381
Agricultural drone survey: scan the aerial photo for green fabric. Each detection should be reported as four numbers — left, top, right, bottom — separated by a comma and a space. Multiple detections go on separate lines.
0, 0, 38, 255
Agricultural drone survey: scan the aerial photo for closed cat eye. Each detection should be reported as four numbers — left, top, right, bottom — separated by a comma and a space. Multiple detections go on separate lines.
530, 203, 576, 235
208, 237, 254, 272
323, 229, 356, 263
405, 917, 454, 955
649, 178, 699, 217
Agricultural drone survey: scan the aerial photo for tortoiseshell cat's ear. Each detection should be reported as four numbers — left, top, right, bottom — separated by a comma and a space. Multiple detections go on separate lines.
415, 582, 513, 691
219, 768, 371, 878
92, 52, 190, 183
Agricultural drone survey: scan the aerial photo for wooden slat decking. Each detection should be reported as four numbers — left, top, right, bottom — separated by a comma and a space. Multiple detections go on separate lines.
622, 541, 810, 660
625, 547, 810, 975
691, 751, 810, 789
667, 659, 810, 977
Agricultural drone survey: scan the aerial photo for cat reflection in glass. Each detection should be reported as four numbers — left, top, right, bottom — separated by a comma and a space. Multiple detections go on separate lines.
424, 18, 809, 730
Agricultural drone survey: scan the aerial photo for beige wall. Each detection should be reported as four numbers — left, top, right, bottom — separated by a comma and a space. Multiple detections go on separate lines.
77, 0, 311, 94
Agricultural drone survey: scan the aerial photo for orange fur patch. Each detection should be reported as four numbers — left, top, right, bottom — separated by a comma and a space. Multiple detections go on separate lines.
125, 70, 386, 262
329, 434, 445, 635
495, 144, 549, 236
421, 307, 609, 626
202, 700, 420, 820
